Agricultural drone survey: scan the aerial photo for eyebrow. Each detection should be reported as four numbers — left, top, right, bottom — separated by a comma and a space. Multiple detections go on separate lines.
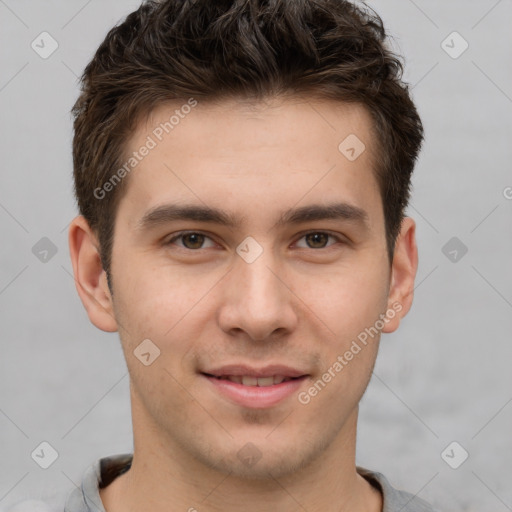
135, 202, 369, 232
136, 204, 244, 231
275, 202, 369, 228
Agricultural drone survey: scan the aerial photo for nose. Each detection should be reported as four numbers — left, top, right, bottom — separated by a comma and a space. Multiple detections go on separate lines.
217, 249, 298, 342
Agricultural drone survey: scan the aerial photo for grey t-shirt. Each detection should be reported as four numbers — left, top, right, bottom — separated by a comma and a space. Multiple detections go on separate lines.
64, 453, 438, 512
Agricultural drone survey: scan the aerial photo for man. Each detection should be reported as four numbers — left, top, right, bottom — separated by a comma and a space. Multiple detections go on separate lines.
66, 0, 435, 510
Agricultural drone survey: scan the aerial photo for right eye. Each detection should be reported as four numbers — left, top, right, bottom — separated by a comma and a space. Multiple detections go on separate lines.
165, 231, 217, 250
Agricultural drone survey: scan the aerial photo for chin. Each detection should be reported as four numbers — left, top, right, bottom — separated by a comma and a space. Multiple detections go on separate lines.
192, 436, 324, 482
227, 454, 308, 481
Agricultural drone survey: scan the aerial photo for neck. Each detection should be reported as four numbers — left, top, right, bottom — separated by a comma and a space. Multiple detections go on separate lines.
100, 395, 382, 512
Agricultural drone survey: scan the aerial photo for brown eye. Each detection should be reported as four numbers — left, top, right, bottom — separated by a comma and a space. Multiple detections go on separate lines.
167, 232, 216, 250
304, 232, 330, 248
181, 233, 205, 249
294, 231, 344, 250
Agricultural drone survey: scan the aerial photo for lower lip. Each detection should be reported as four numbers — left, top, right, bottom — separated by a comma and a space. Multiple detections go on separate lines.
203, 375, 308, 409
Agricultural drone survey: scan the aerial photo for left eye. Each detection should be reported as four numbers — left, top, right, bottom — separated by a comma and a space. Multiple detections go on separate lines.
295, 232, 339, 249
167, 232, 216, 250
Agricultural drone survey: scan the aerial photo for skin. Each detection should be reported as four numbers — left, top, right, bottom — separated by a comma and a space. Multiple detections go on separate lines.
69, 96, 417, 512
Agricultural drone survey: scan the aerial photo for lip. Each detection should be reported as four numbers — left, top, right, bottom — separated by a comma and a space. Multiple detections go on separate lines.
202, 374, 308, 408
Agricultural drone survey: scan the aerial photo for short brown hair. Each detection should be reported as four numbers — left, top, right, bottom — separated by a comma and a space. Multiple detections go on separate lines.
72, 0, 424, 285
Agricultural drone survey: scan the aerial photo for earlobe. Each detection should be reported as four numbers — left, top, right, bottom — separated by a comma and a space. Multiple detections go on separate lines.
68, 215, 118, 333
382, 217, 418, 334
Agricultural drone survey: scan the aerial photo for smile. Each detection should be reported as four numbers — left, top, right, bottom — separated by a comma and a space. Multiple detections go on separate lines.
208, 375, 297, 386
202, 373, 308, 408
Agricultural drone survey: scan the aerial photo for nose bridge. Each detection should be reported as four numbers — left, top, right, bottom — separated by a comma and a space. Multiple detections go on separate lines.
218, 243, 297, 340
235, 243, 286, 314
239, 254, 283, 307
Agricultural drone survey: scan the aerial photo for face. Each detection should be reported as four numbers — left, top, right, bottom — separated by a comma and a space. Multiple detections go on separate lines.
74, 96, 414, 480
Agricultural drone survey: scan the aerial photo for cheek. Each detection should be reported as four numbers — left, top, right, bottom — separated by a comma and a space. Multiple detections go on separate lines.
113, 255, 218, 338
111, 259, 226, 396
295, 260, 387, 396
296, 260, 390, 337
297, 272, 385, 415
111, 264, 212, 415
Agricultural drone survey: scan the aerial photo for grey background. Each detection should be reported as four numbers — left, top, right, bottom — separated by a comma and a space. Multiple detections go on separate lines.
1, 1, 511, 511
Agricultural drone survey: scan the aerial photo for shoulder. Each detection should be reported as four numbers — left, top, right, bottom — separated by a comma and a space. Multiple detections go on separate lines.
357, 466, 440, 512
63, 453, 133, 512
2, 500, 62, 512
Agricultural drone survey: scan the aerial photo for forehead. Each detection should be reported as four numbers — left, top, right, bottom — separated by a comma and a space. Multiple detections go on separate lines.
116, 96, 381, 227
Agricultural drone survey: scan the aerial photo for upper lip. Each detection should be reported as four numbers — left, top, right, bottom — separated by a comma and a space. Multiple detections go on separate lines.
202, 364, 308, 378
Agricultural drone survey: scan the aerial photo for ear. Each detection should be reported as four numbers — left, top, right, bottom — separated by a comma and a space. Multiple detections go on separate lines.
382, 217, 418, 333
68, 215, 118, 332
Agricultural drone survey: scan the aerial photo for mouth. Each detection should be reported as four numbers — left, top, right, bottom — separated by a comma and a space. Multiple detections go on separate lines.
200, 365, 309, 408
201, 374, 301, 386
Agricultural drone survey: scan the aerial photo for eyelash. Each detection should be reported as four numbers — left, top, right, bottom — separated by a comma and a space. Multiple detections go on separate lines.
165, 230, 345, 251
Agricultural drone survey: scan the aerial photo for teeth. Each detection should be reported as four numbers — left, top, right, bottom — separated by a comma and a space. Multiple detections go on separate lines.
242, 376, 259, 386
256, 376, 274, 387
221, 375, 292, 386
